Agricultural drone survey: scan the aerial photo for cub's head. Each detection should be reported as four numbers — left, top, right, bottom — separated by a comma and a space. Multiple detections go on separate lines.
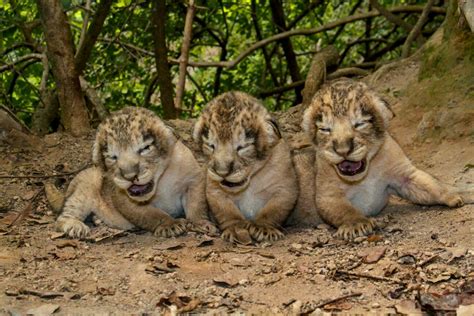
92, 107, 176, 202
302, 79, 393, 182
193, 92, 281, 193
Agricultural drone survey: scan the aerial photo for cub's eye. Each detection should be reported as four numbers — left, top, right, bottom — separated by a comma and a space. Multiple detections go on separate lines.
354, 121, 369, 129
236, 144, 247, 151
204, 143, 215, 152
318, 127, 331, 133
105, 154, 117, 165
138, 144, 153, 155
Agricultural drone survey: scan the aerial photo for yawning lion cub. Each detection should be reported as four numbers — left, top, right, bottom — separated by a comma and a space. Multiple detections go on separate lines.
302, 79, 473, 240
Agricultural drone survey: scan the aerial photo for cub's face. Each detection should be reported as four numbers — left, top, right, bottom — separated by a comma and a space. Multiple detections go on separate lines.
194, 92, 281, 193
303, 80, 393, 182
92, 107, 176, 202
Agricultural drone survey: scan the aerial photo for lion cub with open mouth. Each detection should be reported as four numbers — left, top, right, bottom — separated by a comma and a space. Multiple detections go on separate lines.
194, 92, 298, 243
56, 107, 214, 239
302, 79, 473, 240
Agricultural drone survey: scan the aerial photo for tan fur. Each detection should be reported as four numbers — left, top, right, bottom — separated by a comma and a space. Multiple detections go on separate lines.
56, 107, 214, 239
194, 92, 298, 243
302, 79, 473, 240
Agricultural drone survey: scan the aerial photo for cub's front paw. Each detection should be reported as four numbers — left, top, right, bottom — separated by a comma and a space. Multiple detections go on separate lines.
221, 222, 252, 245
154, 218, 187, 238
248, 223, 284, 242
56, 218, 90, 239
335, 217, 376, 240
444, 194, 464, 208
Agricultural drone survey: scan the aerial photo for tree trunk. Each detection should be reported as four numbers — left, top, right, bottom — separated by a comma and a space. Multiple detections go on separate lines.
270, 0, 303, 105
36, 0, 90, 136
151, 0, 178, 119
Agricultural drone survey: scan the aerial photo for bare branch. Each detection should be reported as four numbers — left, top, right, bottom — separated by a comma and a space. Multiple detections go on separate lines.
369, 0, 413, 32
175, 0, 196, 111
401, 0, 435, 58
76, 0, 91, 59
39, 54, 49, 93
0, 53, 43, 73
74, 0, 113, 75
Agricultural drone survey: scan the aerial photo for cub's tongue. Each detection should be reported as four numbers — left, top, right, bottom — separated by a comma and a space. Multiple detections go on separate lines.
337, 160, 364, 176
127, 182, 153, 196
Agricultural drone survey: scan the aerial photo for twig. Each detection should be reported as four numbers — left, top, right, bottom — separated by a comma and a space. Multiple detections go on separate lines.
39, 54, 49, 93
401, 0, 435, 58
313, 292, 362, 309
76, 0, 91, 59
334, 269, 406, 285
0, 53, 44, 73
0, 164, 89, 179
175, 0, 196, 111
8, 188, 43, 227
369, 0, 413, 32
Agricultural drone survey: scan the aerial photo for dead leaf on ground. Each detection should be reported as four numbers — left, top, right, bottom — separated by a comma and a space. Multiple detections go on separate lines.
146, 261, 178, 275
49, 232, 65, 240
213, 274, 240, 288
0, 212, 20, 226
96, 285, 115, 296
154, 240, 185, 251
156, 291, 202, 313
367, 234, 383, 243
395, 300, 423, 315
359, 246, 386, 264
54, 240, 79, 249
322, 301, 353, 311
26, 217, 52, 225
26, 304, 60, 315
447, 247, 467, 263
50, 247, 77, 260
88, 227, 127, 243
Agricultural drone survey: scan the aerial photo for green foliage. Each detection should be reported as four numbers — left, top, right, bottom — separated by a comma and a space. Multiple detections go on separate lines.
1, 0, 444, 127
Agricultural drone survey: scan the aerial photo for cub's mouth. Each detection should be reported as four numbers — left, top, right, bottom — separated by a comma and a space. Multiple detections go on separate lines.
220, 179, 247, 188
127, 181, 154, 197
336, 159, 366, 176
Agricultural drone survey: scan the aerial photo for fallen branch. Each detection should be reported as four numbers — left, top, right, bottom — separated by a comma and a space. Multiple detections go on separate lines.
401, 0, 435, 58
0, 164, 89, 179
175, 0, 196, 111
8, 188, 43, 227
334, 269, 406, 285
314, 292, 362, 309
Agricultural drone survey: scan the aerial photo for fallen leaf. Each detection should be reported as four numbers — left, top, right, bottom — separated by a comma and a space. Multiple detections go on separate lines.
323, 301, 352, 311
27, 217, 52, 225
26, 304, 60, 315
447, 247, 467, 263
49, 232, 65, 240
23, 190, 37, 201
50, 247, 77, 260
213, 274, 240, 288
96, 285, 115, 296
54, 240, 79, 249
360, 246, 386, 264
395, 300, 422, 315
367, 235, 383, 243
154, 240, 185, 251
145, 261, 178, 275
157, 291, 201, 312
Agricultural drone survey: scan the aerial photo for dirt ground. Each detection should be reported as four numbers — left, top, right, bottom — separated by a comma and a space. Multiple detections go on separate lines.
0, 57, 473, 315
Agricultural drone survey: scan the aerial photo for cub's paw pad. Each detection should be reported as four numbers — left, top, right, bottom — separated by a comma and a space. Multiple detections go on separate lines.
336, 218, 376, 240
154, 219, 187, 238
249, 224, 284, 242
221, 225, 252, 245
57, 218, 90, 239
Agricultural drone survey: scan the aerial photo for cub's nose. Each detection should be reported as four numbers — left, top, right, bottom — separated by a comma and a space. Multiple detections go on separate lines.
119, 164, 139, 181
332, 138, 354, 157
212, 160, 234, 177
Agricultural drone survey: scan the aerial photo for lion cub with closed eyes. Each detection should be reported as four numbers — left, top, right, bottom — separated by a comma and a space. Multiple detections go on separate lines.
302, 79, 473, 240
56, 107, 214, 239
193, 92, 298, 243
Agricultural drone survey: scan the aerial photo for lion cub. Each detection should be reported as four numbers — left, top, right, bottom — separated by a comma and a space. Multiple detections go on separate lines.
302, 79, 473, 240
193, 92, 298, 243
56, 107, 214, 239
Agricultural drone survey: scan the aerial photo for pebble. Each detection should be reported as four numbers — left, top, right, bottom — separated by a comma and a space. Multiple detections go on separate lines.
371, 302, 380, 308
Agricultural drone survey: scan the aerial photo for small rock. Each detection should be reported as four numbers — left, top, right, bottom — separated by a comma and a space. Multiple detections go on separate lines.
26, 304, 60, 315
371, 302, 380, 308
354, 236, 367, 243
398, 255, 416, 265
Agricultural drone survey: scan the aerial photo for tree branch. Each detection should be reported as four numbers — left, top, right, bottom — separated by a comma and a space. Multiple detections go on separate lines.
369, 0, 413, 32
401, 0, 435, 58
74, 0, 113, 75
0, 53, 44, 73
76, 0, 91, 60
175, 0, 196, 111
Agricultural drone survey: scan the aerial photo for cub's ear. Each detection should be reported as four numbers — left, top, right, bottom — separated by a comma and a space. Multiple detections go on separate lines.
370, 93, 394, 127
193, 115, 208, 146
266, 117, 281, 140
302, 102, 319, 139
